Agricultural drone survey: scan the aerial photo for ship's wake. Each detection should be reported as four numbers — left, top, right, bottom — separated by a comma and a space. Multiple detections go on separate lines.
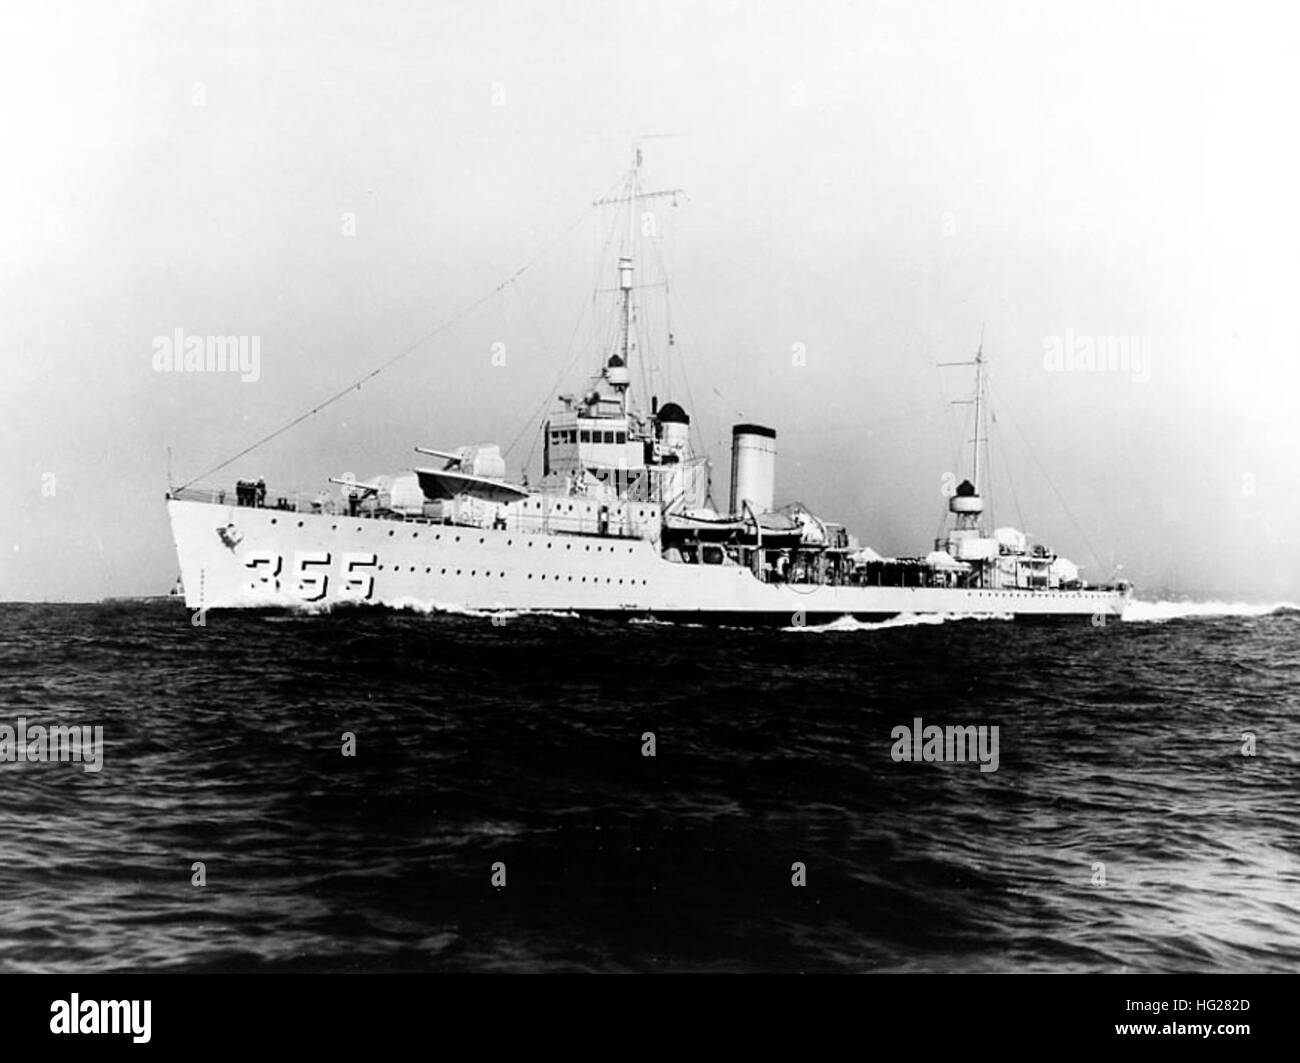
784, 612, 1014, 634
1121, 598, 1300, 623
243, 597, 1297, 628
257, 597, 581, 621
383, 597, 581, 621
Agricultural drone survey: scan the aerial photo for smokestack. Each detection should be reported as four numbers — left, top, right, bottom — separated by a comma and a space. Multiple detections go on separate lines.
729, 423, 776, 515
657, 402, 690, 460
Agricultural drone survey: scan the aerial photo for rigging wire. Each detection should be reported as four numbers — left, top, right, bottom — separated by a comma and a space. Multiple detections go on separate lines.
934, 358, 960, 543
499, 277, 564, 470
936, 383, 975, 545
643, 226, 718, 504
996, 399, 1106, 575
507, 167, 639, 475
985, 382, 1027, 534
509, 297, 598, 474
177, 178, 624, 492
982, 365, 993, 527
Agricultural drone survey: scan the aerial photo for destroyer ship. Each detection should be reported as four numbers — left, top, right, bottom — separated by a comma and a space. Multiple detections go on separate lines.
166, 153, 1131, 624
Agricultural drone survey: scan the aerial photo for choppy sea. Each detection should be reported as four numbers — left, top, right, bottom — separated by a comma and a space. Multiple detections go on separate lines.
1, 599, 1297, 973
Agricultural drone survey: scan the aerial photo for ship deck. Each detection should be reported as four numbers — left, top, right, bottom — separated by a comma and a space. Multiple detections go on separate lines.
167, 485, 1129, 598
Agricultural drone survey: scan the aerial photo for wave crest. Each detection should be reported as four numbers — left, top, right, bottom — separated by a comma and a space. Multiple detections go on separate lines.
1122, 599, 1299, 623
785, 611, 1014, 633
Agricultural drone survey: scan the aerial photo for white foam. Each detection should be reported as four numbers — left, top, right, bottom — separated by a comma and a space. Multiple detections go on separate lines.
395, 598, 580, 621
629, 616, 706, 628
1121, 598, 1298, 623
783, 611, 1014, 633
271, 596, 580, 621
386, 596, 498, 617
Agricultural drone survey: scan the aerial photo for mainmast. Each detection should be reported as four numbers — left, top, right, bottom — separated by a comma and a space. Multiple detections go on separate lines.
971, 329, 984, 492
940, 326, 987, 494
940, 331, 992, 573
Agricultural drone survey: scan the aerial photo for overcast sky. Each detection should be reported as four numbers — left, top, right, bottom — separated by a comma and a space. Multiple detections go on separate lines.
2, 0, 1297, 601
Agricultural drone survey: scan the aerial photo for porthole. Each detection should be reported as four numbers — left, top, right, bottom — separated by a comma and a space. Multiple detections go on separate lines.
270, 518, 277, 525
388, 530, 394, 537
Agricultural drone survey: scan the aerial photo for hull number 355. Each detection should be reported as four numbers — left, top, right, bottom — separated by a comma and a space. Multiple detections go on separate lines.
243, 551, 377, 601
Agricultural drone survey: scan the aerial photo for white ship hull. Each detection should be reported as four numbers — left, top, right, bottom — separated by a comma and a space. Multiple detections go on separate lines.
163, 155, 1133, 627
169, 499, 1130, 623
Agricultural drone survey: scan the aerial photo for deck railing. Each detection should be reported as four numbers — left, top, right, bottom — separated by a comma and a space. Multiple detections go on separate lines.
168, 483, 343, 514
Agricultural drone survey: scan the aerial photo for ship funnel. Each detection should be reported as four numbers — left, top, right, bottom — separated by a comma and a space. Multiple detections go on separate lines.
657, 402, 691, 461
729, 423, 776, 515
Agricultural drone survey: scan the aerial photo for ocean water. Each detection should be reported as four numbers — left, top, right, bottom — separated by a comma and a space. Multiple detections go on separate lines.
0, 599, 1297, 973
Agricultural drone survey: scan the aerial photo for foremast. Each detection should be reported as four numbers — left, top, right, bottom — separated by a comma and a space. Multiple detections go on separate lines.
540, 148, 703, 511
